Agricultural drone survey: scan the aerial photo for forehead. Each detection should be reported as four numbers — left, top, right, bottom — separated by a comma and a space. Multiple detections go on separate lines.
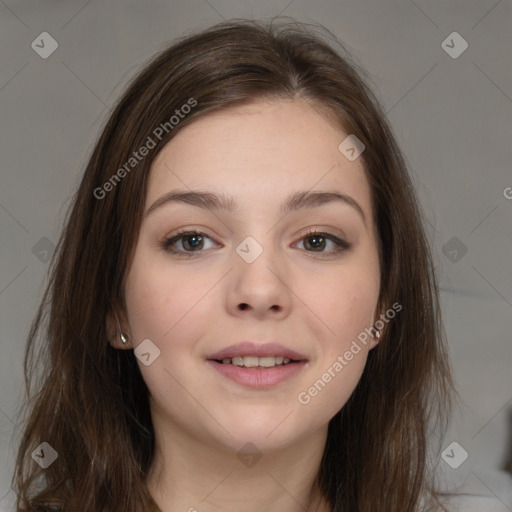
147, 98, 371, 213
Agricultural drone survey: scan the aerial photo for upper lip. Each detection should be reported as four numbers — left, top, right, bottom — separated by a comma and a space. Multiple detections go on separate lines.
207, 342, 308, 361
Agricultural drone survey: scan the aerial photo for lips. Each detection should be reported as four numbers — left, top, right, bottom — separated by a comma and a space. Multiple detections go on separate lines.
207, 341, 308, 362
207, 359, 307, 387
206, 342, 308, 388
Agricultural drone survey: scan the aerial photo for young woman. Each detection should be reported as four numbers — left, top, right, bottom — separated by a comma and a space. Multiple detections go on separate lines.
13, 18, 455, 512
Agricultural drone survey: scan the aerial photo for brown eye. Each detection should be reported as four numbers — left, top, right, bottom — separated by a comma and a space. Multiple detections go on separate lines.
161, 230, 217, 255
179, 233, 205, 251
304, 233, 327, 251
295, 230, 351, 255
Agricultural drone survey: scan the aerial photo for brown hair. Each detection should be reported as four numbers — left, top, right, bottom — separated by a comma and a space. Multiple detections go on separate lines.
13, 18, 454, 511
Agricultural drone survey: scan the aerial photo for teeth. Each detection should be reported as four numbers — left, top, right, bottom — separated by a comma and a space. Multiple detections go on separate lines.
219, 355, 295, 367
259, 356, 276, 367
243, 356, 259, 367
232, 356, 244, 366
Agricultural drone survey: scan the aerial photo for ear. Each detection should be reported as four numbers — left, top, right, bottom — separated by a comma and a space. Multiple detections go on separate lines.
367, 307, 384, 350
368, 333, 381, 350
105, 309, 132, 349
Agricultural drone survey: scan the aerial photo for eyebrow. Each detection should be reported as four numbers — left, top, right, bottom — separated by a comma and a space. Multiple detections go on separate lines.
144, 189, 367, 225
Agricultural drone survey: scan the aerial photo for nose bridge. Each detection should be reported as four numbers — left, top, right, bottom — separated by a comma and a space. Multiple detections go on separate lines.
234, 232, 281, 284
228, 230, 291, 317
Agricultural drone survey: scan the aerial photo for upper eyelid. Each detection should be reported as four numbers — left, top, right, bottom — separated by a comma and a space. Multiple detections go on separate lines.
166, 230, 219, 247
164, 229, 349, 251
165, 228, 345, 241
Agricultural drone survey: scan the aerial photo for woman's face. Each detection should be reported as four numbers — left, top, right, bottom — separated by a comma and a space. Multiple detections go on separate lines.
123, 98, 381, 452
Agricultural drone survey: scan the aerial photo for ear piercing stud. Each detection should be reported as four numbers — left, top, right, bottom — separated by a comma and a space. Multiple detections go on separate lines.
113, 313, 128, 345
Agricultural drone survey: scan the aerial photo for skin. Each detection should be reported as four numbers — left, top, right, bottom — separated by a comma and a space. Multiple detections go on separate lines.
108, 98, 382, 512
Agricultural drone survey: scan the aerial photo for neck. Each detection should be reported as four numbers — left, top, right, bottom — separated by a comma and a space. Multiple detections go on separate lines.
145, 408, 331, 512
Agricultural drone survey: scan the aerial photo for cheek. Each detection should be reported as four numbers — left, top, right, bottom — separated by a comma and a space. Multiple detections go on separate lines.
123, 252, 217, 409
330, 286, 377, 350
124, 248, 221, 361
297, 282, 376, 420
301, 263, 379, 349
299, 350, 368, 422
294, 261, 378, 417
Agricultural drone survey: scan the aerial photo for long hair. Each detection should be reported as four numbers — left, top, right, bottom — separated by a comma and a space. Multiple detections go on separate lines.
13, 18, 454, 511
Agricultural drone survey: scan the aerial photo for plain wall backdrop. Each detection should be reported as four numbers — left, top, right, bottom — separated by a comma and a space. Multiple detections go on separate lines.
0, 0, 511, 510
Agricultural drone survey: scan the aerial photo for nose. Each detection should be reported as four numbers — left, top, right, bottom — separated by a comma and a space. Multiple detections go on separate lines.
225, 240, 292, 321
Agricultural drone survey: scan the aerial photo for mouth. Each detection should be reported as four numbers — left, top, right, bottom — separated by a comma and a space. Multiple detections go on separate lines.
207, 341, 308, 363
206, 342, 308, 388
212, 355, 300, 368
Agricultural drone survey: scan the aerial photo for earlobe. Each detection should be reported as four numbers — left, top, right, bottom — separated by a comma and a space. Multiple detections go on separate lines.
106, 309, 131, 349
369, 328, 381, 349
368, 308, 383, 350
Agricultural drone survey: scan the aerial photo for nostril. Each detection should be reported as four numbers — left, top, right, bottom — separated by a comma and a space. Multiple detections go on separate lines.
236, 303, 281, 312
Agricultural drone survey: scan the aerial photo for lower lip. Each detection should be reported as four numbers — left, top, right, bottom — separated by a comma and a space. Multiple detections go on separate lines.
206, 360, 307, 388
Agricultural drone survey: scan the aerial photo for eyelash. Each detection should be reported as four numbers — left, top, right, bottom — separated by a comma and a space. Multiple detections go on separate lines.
160, 229, 351, 258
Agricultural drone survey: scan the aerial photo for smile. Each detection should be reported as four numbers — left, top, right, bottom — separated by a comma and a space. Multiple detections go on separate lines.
216, 355, 295, 367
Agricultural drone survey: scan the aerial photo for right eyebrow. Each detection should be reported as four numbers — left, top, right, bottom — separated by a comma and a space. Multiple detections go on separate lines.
144, 190, 238, 218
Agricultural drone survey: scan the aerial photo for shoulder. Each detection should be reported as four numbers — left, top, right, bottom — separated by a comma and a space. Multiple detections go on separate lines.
436, 469, 512, 512
439, 493, 509, 512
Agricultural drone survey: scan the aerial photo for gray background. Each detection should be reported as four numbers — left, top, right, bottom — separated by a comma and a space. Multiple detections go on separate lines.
0, 0, 511, 510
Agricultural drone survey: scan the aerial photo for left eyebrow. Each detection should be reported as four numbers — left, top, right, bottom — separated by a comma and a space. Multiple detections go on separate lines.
144, 189, 367, 226
281, 190, 366, 226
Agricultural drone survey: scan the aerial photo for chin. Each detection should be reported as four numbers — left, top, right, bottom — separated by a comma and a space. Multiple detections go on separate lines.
208, 413, 307, 453
218, 430, 299, 456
